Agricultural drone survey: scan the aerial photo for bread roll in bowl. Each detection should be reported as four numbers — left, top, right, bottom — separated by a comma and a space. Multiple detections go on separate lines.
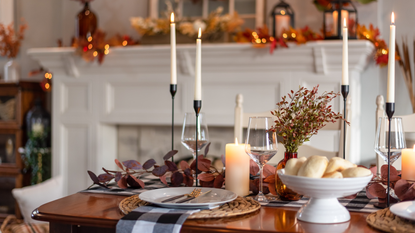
322, 171, 343, 178
341, 167, 372, 178
325, 157, 356, 174
297, 155, 328, 178
285, 157, 307, 176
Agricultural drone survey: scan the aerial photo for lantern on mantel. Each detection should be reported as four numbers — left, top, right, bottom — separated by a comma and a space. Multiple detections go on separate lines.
323, 0, 357, 39
271, 0, 295, 38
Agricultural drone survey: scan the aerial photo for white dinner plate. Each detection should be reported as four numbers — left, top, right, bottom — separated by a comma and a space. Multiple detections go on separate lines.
139, 187, 237, 209
390, 201, 415, 220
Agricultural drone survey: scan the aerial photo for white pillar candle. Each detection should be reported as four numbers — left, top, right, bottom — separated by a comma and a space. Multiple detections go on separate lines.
170, 13, 177, 85
342, 18, 348, 85
225, 139, 250, 196
194, 28, 202, 100
402, 145, 415, 181
387, 12, 395, 103
275, 15, 290, 37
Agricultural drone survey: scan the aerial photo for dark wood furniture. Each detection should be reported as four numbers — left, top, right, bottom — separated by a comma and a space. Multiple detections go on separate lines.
0, 81, 45, 221
33, 192, 383, 233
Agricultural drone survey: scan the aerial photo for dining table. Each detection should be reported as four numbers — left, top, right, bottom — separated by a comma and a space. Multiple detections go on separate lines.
32, 191, 383, 233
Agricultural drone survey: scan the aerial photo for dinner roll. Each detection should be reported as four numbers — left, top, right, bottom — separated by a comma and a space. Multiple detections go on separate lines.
322, 171, 343, 178
341, 167, 372, 178
324, 157, 357, 174
285, 157, 307, 176
297, 155, 329, 178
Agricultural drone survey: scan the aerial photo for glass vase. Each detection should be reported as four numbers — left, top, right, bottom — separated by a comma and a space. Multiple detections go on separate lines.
3, 59, 19, 82
276, 152, 303, 201
75, 2, 97, 41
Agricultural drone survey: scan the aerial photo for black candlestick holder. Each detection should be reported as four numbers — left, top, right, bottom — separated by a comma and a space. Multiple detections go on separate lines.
341, 85, 349, 160
385, 102, 395, 208
194, 100, 201, 187
170, 84, 177, 163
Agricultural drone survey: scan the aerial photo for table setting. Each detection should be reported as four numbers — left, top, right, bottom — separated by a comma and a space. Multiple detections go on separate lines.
78, 11, 415, 233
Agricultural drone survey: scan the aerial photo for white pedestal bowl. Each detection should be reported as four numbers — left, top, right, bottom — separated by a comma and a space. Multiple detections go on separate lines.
277, 169, 372, 224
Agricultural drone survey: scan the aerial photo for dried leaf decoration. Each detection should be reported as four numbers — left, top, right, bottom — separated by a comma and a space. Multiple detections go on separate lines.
122, 160, 142, 170
0, 20, 27, 59
365, 165, 415, 202
272, 85, 347, 152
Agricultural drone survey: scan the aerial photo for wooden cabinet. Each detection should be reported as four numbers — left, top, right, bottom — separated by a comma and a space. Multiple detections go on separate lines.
0, 81, 45, 221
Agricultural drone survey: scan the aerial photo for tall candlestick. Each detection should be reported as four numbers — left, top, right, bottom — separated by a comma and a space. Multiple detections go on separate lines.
402, 145, 415, 181
387, 12, 395, 103
194, 28, 202, 100
170, 13, 177, 85
225, 139, 250, 196
342, 18, 349, 85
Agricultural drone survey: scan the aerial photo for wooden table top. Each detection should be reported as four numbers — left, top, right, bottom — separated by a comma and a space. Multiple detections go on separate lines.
33, 192, 383, 233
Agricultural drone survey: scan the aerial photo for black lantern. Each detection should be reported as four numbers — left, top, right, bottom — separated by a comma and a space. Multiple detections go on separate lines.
323, 0, 357, 39
271, 0, 295, 38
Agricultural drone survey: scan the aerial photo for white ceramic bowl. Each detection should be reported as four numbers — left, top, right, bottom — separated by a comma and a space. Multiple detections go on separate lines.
277, 169, 372, 224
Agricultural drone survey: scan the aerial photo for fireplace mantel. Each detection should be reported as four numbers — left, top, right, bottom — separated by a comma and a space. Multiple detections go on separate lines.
28, 41, 374, 195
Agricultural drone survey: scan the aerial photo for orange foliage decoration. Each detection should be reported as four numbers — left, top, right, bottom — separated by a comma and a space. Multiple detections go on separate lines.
0, 21, 27, 58
356, 23, 399, 67
72, 30, 137, 64
235, 23, 393, 67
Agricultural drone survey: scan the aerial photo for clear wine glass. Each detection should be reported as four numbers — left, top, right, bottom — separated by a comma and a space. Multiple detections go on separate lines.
181, 112, 209, 159
374, 116, 406, 170
245, 116, 278, 203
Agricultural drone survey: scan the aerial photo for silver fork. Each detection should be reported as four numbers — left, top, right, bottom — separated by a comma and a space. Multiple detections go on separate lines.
161, 188, 201, 203
175, 190, 211, 203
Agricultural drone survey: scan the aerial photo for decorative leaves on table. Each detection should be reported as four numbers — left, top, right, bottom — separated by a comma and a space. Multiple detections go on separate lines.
87, 142, 226, 189
365, 164, 415, 204
122, 160, 142, 170
249, 159, 259, 176
143, 159, 157, 170
394, 179, 415, 201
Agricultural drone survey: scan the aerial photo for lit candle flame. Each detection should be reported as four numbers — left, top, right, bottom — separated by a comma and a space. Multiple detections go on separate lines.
235, 138, 238, 145
198, 28, 202, 39
171, 12, 174, 23
413, 144, 415, 150
391, 12, 395, 24
343, 18, 347, 27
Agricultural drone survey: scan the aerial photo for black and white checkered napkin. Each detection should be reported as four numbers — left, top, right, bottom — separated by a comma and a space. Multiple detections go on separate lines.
116, 206, 199, 233
265, 190, 379, 213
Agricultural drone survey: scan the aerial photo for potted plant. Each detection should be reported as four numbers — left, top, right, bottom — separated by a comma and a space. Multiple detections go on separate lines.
272, 85, 348, 200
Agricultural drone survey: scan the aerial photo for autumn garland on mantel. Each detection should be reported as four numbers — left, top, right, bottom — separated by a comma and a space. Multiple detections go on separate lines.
234, 23, 395, 67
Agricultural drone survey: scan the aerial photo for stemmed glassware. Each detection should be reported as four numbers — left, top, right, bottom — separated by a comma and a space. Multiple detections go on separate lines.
374, 116, 406, 175
181, 112, 209, 159
245, 116, 278, 203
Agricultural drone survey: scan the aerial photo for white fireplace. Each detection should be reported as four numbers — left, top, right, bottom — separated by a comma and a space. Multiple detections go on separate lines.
28, 41, 373, 195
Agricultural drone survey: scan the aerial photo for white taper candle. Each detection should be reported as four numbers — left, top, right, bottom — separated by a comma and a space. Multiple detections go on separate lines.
342, 18, 349, 85
387, 12, 395, 103
170, 13, 177, 85
194, 28, 202, 100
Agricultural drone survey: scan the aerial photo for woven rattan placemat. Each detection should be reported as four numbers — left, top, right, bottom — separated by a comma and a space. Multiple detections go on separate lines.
119, 195, 261, 219
366, 208, 415, 233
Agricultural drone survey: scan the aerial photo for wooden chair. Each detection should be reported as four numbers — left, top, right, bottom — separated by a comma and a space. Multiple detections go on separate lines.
234, 94, 349, 166
375, 95, 415, 170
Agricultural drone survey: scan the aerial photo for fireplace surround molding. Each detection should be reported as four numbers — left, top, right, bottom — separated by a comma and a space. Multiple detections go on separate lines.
28, 41, 374, 195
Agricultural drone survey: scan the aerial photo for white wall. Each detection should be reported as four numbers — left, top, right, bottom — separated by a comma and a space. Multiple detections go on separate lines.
9, 0, 415, 166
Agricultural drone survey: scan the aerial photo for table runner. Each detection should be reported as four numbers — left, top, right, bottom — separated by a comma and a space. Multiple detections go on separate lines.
82, 176, 378, 213
265, 190, 379, 213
